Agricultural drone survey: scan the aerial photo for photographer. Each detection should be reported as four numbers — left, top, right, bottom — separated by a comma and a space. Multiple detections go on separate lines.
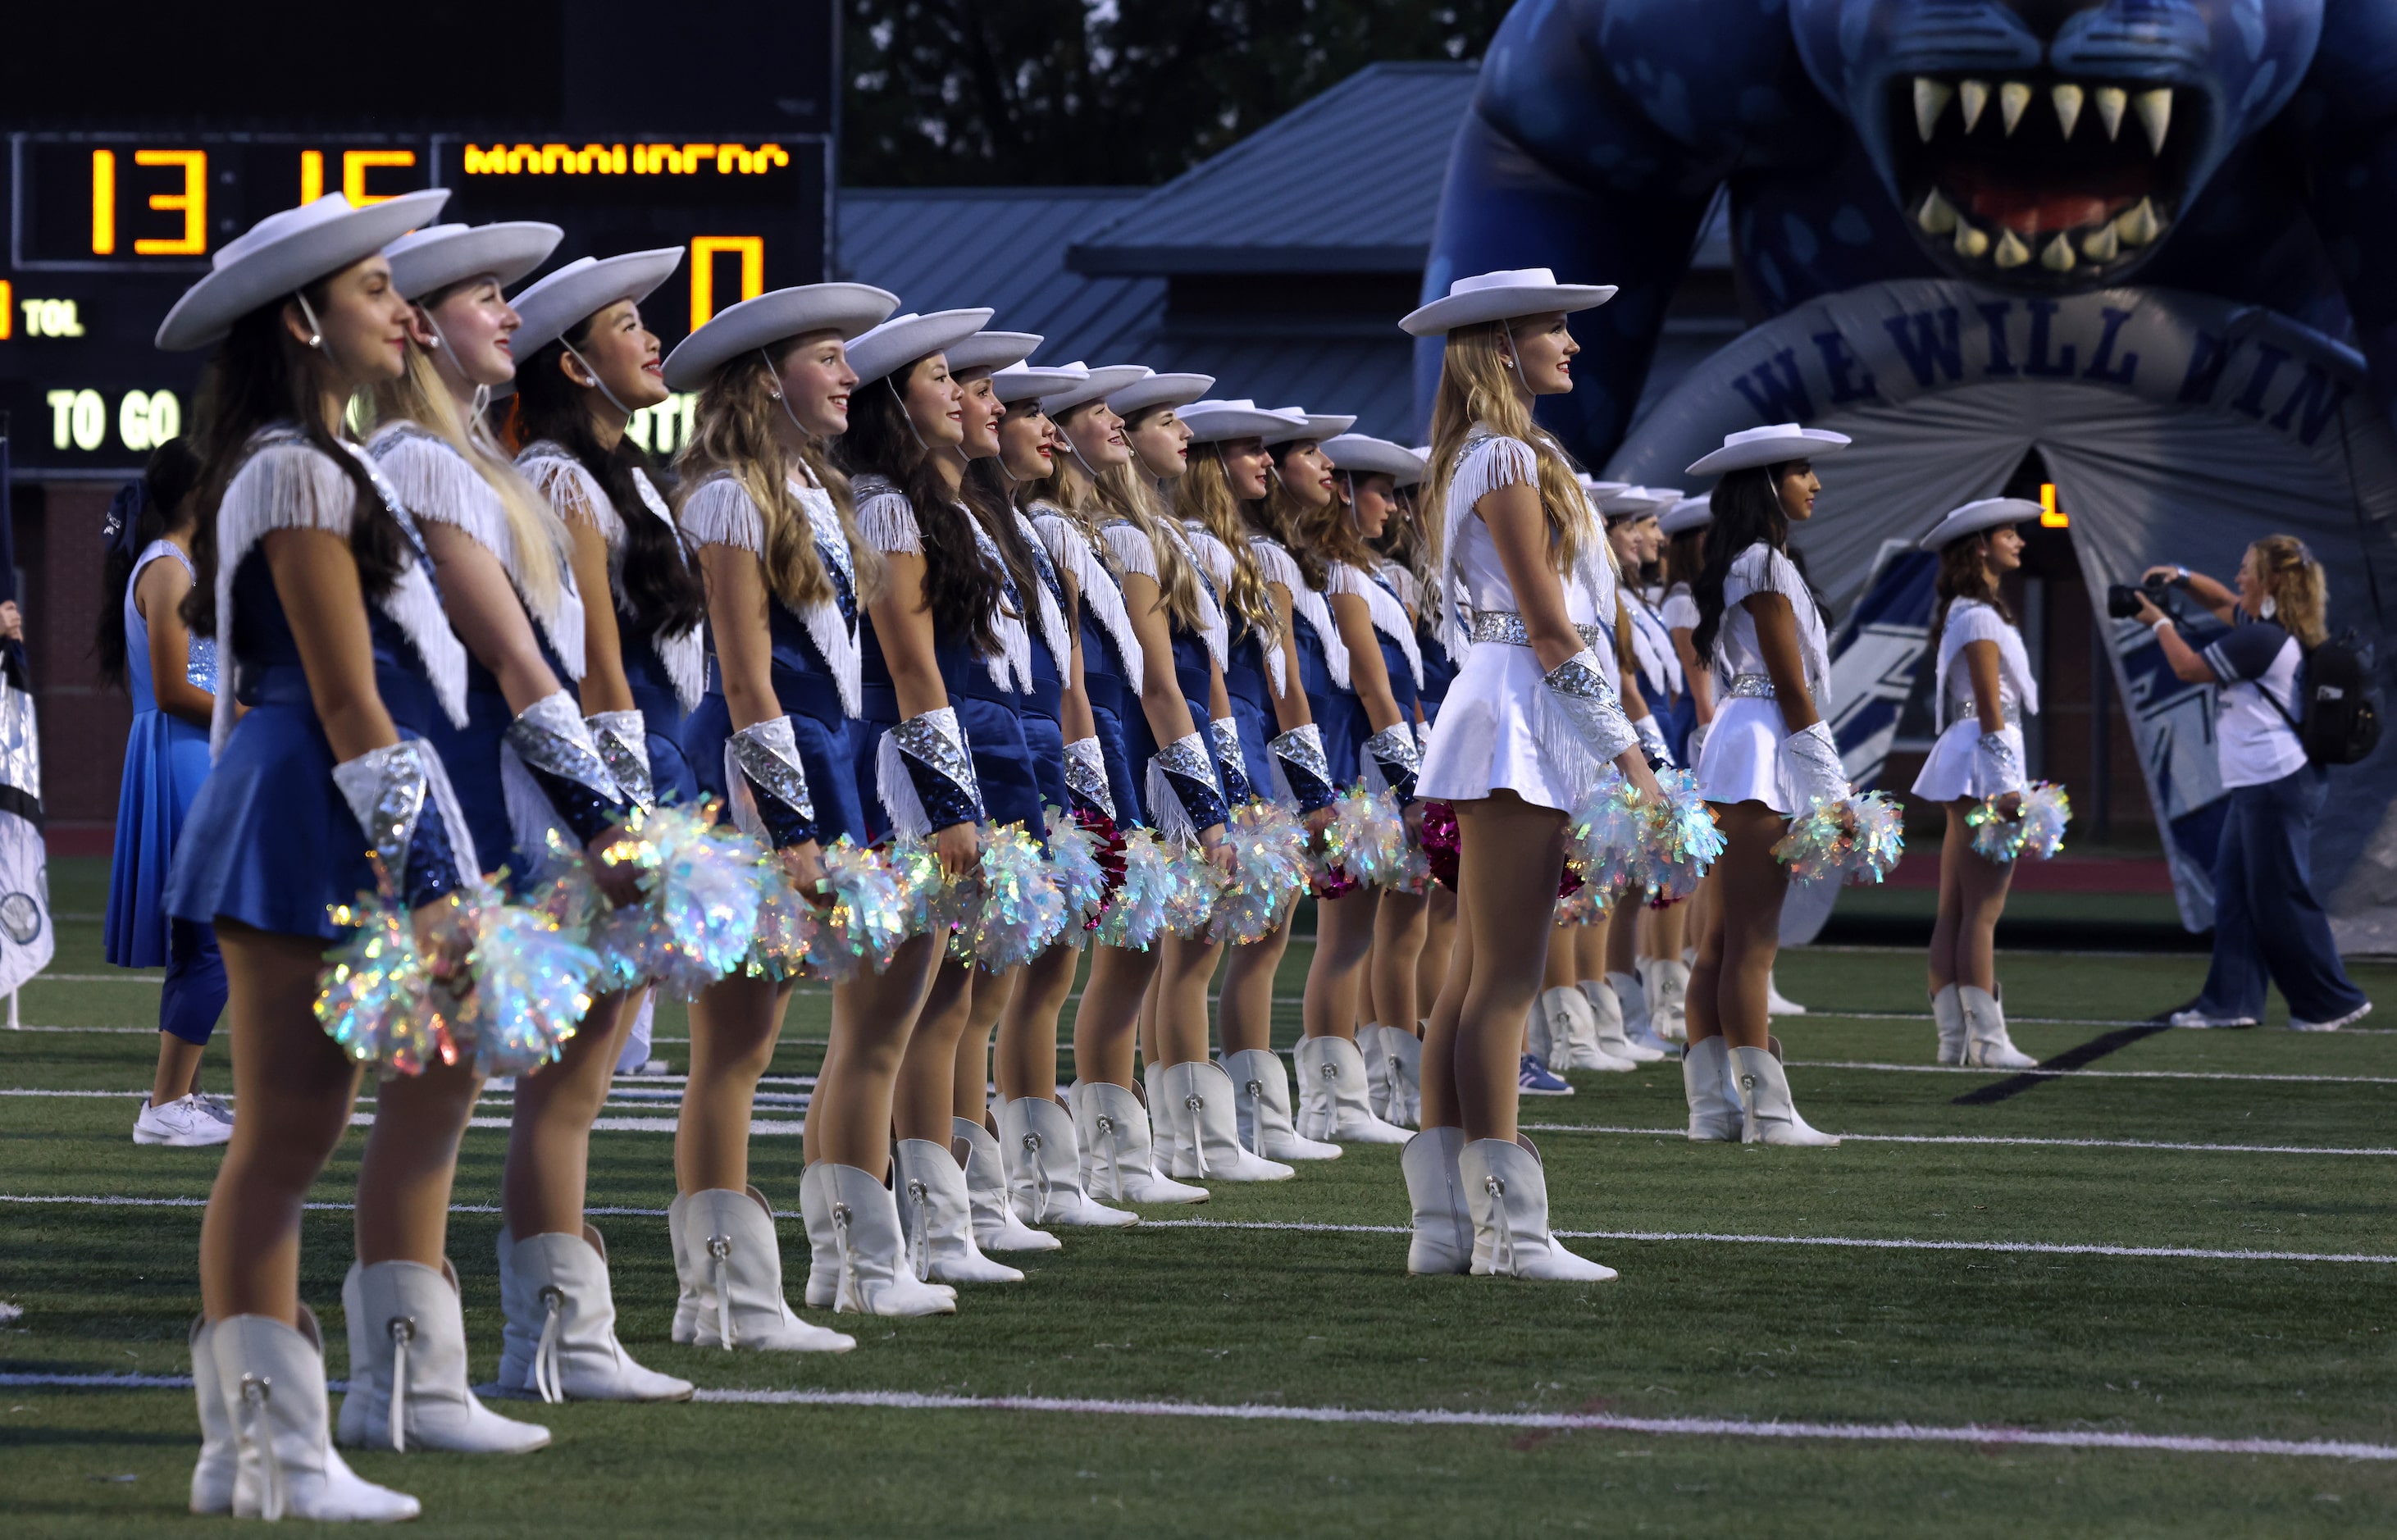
2133, 540, 2372, 1031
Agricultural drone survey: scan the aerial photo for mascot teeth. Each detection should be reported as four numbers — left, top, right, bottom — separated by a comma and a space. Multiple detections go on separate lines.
1953, 221, 1989, 259
1994, 228, 2031, 268
1916, 188, 1958, 234
1958, 79, 1989, 133
2095, 85, 2128, 140
2051, 82, 2085, 139
2136, 89, 2173, 153
2081, 223, 2121, 262
2039, 233, 2076, 272
1999, 81, 2031, 135
2116, 197, 2162, 245
1914, 76, 1953, 140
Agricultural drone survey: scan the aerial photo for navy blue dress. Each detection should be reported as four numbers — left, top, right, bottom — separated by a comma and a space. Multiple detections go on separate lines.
1013, 516, 1072, 816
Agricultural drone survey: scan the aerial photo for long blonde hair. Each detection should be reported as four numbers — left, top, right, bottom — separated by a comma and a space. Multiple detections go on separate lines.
1096, 460, 1207, 631
372, 343, 566, 614
1421, 320, 1593, 586
675, 343, 882, 610
1176, 447, 1278, 644
2251, 534, 2328, 647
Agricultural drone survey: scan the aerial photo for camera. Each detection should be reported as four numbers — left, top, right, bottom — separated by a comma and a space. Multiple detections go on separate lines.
2107, 574, 2175, 620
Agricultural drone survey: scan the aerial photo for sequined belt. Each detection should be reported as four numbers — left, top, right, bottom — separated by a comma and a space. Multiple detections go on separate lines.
1948, 697, 2026, 728
1466, 610, 1607, 650
1726, 672, 1776, 699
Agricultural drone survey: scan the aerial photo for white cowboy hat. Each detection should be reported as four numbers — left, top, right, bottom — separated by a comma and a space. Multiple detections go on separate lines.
1261, 408, 1357, 447
1659, 496, 1713, 536
1179, 399, 1299, 444
156, 189, 452, 352
1604, 485, 1684, 522
946, 330, 1042, 376
1042, 362, 1151, 415
989, 360, 1087, 404
1324, 433, 1426, 485
1109, 371, 1215, 418
384, 221, 562, 303
1399, 267, 1618, 338
514, 248, 686, 360
1684, 422, 1852, 477
845, 308, 995, 388
1917, 496, 2043, 551
659, 280, 898, 392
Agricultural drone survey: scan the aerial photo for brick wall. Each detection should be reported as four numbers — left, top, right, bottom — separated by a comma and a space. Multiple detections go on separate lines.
20, 481, 137, 857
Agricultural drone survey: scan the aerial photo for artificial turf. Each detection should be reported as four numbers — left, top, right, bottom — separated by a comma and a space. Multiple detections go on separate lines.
5, 859, 2394, 1536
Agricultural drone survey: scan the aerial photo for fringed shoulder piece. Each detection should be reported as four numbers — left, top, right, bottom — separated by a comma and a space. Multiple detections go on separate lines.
1043, 515, 1145, 682
1098, 521, 1159, 581
850, 473, 920, 555
1158, 521, 1229, 672
1014, 511, 1075, 681
1720, 542, 1832, 709
518, 443, 622, 549
1934, 599, 2036, 729
792, 482, 862, 719
1447, 433, 1538, 519
1183, 521, 1234, 590
1254, 537, 1350, 690
1382, 561, 1421, 615
1332, 562, 1423, 690
677, 473, 765, 556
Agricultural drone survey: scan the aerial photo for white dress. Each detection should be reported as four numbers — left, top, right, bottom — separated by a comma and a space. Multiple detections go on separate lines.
1418, 431, 1625, 813
1909, 598, 2036, 802
1693, 542, 1833, 814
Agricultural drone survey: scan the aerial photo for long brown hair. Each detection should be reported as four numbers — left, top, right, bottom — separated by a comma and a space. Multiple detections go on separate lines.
1177, 446, 1278, 644
1261, 442, 1330, 590
1420, 319, 1589, 590
2250, 534, 2328, 647
1662, 526, 1707, 593
1094, 470, 1207, 632
677, 339, 882, 612
835, 355, 1005, 652
1930, 531, 2012, 648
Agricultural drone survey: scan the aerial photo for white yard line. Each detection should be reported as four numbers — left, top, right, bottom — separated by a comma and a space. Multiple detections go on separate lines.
1787, 1059, 2397, 1085
0, 1371, 2386, 1461
1519, 1123, 2397, 1157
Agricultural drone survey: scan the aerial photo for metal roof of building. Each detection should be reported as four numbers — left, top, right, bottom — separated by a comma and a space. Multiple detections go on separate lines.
1066, 62, 1479, 276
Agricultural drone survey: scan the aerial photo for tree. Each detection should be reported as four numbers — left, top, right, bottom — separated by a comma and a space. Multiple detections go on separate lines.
842, 1, 1509, 185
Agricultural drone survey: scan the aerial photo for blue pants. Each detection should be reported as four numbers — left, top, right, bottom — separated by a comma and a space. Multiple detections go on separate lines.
161, 918, 226, 1046
2193, 766, 2370, 1024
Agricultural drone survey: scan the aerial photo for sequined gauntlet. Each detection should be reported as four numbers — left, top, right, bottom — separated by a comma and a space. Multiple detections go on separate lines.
887, 706, 984, 835
1209, 718, 1254, 804
1634, 713, 1675, 770
1779, 720, 1852, 806
1064, 736, 1115, 822
506, 691, 632, 845
1542, 648, 1638, 765
728, 716, 820, 850
586, 709, 654, 809
1146, 730, 1230, 841
1973, 729, 2023, 795
1362, 723, 1422, 804
331, 740, 466, 909
1269, 723, 1337, 815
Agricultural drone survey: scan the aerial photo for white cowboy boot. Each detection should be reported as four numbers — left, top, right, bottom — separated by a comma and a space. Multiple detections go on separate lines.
798, 1162, 956, 1316
213, 1310, 421, 1522
1291, 1039, 1335, 1141
1358, 1024, 1394, 1118
680, 1186, 860, 1349
1401, 1127, 1471, 1275
1730, 1046, 1839, 1146
1000, 1096, 1139, 1228
1160, 1059, 1295, 1182
190, 1315, 234, 1514
666, 1194, 700, 1344
1549, 985, 1632, 1072
1962, 985, 2038, 1068
1458, 1138, 1616, 1281
1766, 969, 1807, 1014
1645, 958, 1691, 1043
1384, 1028, 1423, 1128
955, 1117, 1060, 1253
494, 1226, 695, 1401
895, 1137, 1026, 1283
1524, 989, 1559, 1067
1680, 1037, 1745, 1142
1597, 972, 1667, 1063
337, 1259, 550, 1452
1931, 982, 1966, 1065
1295, 1036, 1412, 1144
1071, 1080, 1209, 1203
1224, 1047, 1341, 1161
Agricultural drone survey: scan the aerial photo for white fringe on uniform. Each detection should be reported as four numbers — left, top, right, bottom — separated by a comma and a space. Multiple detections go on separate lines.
1251, 537, 1348, 689
1036, 513, 1146, 681
678, 473, 861, 718
1328, 560, 1422, 690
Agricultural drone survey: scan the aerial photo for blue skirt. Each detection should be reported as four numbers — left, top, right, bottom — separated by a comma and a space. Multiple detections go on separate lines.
858, 692, 1045, 843
421, 686, 521, 891
165, 700, 408, 944
1310, 688, 1365, 789
683, 692, 870, 847
1018, 707, 1069, 815
1088, 699, 1146, 827
106, 708, 212, 968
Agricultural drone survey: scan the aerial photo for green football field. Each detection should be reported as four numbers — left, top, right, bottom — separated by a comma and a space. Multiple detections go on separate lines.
5, 859, 2394, 1537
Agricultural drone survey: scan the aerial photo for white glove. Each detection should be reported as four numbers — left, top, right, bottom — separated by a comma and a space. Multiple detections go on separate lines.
1777, 720, 1850, 807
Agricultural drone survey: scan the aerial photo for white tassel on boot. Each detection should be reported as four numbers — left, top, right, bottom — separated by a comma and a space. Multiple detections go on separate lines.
1358, 1024, 1395, 1119
1730, 1046, 1839, 1146
494, 1227, 694, 1402
1459, 1138, 1617, 1281
1597, 973, 1667, 1063
1384, 1028, 1423, 1128
1225, 1047, 1340, 1161
189, 1315, 234, 1515
338, 1260, 551, 1451
214, 1310, 422, 1523
1000, 1096, 1139, 1228
895, 1137, 1027, 1283
798, 1162, 956, 1315
1645, 958, 1691, 1044
1680, 1037, 1745, 1142
1931, 982, 1966, 1065
1401, 1127, 1471, 1275
667, 1193, 700, 1345
1160, 1059, 1295, 1181
681, 1186, 861, 1349
1295, 1036, 1412, 1144
955, 1117, 1060, 1253
1962, 985, 2038, 1069
1070, 1080, 1209, 1203
1549, 984, 1633, 1072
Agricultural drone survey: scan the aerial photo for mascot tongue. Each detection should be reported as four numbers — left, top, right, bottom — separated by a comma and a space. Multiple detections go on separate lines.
1947, 165, 2143, 238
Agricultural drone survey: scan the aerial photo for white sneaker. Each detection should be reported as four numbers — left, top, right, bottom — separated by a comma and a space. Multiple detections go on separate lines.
2290, 1001, 2372, 1032
134, 1096, 232, 1147
2166, 1009, 2257, 1029
197, 1092, 235, 1124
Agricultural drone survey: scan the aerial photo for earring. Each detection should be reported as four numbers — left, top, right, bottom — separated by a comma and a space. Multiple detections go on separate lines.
306, 334, 324, 350
2261, 595, 2277, 619
769, 390, 784, 402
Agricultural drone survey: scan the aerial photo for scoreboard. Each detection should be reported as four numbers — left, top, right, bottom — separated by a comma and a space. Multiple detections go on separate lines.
2, 130, 832, 472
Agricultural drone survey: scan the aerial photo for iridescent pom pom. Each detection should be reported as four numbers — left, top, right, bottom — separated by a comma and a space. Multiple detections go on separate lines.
587, 802, 765, 999
1566, 772, 1647, 904
743, 854, 820, 982
1969, 781, 2071, 863
1420, 800, 1461, 892
1207, 800, 1311, 945
1160, 838, 1228, 938
804, 837, 911, 980
450, 895, 602, 1078
950, 823, 1069, 972
1554, 881, 1613, 926
1046, 808, 1110, 942
1641, 768, 1726, 905
317, 890, 455, 1076
1096, 829, 1178, 951
884, 838, 953, 940
1775, 790, 1907, 885
1320, 786, 1411, 892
